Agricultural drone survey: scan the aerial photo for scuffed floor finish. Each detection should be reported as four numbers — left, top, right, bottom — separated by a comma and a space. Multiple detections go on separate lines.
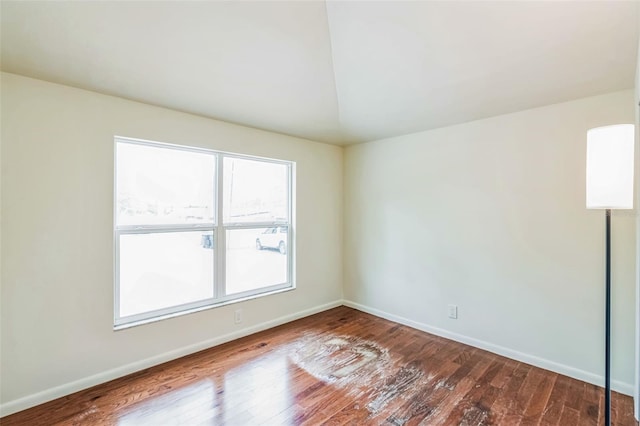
288, 334, 392, 386
2, 307, 637, 425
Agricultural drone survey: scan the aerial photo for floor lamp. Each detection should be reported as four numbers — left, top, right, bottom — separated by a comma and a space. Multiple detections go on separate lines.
586, 124, 635, 426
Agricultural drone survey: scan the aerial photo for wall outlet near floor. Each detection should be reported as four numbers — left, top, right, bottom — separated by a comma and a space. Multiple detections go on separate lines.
234, 309, 243, 324
448, 304, 458, 319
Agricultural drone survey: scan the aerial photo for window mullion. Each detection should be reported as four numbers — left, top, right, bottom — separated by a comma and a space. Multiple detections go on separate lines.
115, 224, 215, 234
222, 222, 289, 230
215, 154, 225, 299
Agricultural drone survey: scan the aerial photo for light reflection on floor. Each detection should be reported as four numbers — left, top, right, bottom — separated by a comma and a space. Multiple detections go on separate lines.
115, 333, 400, 425
220, 355, 292, 424
115, 353, 292, 425
117, 380, 217, 425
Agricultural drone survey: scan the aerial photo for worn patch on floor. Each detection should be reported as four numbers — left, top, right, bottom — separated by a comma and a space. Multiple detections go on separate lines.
287, 333, 450, 422
288, 334, 392, 387
366, 362, 424, 414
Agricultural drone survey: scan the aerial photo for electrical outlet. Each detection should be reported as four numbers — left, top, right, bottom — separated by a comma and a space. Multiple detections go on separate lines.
448, 304, 458, 319
234, 309, 243, 324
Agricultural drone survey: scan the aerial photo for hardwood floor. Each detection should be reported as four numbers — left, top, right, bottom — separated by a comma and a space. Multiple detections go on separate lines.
2, 307, 637, 425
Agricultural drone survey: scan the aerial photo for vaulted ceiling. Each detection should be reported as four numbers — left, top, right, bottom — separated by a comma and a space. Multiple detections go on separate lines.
1, 1, 637, 145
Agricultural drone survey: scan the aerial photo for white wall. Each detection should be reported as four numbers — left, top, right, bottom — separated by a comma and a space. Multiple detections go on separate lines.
0, 73, 343, 413
344, 90, 637, 394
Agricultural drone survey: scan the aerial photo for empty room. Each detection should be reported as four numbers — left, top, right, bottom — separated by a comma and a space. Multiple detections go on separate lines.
1, 0, 639, 425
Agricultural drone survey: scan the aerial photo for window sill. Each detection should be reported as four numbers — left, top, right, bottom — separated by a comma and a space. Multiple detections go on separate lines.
113, 285, 295, 331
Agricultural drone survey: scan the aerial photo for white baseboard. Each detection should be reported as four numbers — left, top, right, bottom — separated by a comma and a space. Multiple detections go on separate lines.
0, 300, 343, 418
342, 299, 634, 397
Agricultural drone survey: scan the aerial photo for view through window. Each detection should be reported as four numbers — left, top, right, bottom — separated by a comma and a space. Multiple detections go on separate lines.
115, 138, 293, 326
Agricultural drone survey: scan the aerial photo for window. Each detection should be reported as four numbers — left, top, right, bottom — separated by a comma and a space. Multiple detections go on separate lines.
114, 137, 293, 327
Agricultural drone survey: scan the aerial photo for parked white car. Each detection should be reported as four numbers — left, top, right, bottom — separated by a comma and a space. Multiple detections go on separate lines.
256, 227, 287, 254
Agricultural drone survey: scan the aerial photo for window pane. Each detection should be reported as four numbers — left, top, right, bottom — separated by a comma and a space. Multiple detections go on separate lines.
119, 231, 214, 318
223, 157, 288, 224
116, 142, 215, 226
226, 227, 288, 295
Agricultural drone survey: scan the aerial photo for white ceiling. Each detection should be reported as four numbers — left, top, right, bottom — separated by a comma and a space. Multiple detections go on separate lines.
1, 1, 637, 145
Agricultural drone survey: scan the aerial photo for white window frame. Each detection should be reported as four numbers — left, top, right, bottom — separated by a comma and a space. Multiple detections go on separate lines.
114, 136, 294, 329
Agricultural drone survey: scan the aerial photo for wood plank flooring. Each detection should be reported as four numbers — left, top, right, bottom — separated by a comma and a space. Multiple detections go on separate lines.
2, 306, 637, 425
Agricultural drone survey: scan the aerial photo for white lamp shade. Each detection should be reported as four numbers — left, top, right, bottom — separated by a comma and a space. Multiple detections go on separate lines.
586, 124, 635, 209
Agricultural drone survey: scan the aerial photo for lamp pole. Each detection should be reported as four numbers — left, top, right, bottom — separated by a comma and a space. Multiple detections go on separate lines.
586, 123, 635, 426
